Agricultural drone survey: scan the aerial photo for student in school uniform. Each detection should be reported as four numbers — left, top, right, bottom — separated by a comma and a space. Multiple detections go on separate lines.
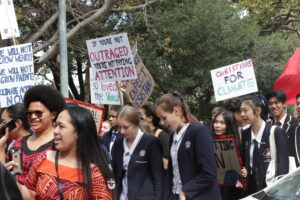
155, 92, 221, 200
103, 105, 123, 154
111, 105, 164, 200
239, 95, 289, 195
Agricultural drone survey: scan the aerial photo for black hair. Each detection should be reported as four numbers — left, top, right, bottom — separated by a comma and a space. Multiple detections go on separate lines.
265, 90, 287, 103
141, 104, 160, 127
110, 105, 122, 113
296, 93, 300, 99
213, 110, 238, 136
241, 94, 268, 120
5, 103, 30, 131
225, 98, 242, 113
63, 103, 114, 199
24, 85, 66, 121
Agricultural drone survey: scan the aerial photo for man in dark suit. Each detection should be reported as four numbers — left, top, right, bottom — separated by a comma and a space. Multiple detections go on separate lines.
102, 105, 123, 154
266, 90, 300, 166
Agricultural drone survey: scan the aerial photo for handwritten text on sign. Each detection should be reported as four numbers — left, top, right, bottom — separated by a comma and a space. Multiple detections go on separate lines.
86, 33, 137, 82
213, 136, 244, 186
90, 70, 121, 105
123, 52, 155, 108
0, 43, 34, 107
210, 59, 258, 101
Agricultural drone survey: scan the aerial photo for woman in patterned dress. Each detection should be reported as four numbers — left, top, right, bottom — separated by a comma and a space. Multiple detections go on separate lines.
18, 104, 114, 200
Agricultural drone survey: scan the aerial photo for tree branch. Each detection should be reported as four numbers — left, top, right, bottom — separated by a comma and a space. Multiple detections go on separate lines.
34, 0, 114, 66
29, 11, 59, 42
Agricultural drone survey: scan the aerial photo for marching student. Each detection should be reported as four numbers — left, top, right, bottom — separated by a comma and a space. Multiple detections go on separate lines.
111, 105, 164, 200
240, 94, 289, 194
266, 90, 300, 166
212, 110, 243, 200
102, 105, 123, 154
155, 92, 221, 200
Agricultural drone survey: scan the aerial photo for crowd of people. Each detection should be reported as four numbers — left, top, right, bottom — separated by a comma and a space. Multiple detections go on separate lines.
0, 85, 300, 200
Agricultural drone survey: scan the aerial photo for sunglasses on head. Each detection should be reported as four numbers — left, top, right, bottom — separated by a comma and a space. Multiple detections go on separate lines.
25, 110, 44, 118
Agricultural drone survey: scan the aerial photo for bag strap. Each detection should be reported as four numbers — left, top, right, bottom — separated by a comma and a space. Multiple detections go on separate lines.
55, 151, 64, 200
269, 126, 277, 163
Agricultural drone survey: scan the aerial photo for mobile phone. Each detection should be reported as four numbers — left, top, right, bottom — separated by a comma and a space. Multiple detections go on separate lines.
0, 120, 16, 136
9, 147, 23, 175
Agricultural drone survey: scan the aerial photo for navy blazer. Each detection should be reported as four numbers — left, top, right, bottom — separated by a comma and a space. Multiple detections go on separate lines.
167, 123, 222, 200
242, 122, 289, 192
272, 114, 300, 166
111, 133, 164, 200
102, 128, 122, 153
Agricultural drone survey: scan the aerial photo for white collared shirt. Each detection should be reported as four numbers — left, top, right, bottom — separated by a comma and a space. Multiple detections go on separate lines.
171, 123, 189, 194
250, 121, 266, 169
120, 129, 144, 200
276, 113, 287, 129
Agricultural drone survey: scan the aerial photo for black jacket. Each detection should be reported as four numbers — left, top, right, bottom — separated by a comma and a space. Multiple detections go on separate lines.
167, 123, 222, 200
111, 133, 164, 200
242, 123, 289, 192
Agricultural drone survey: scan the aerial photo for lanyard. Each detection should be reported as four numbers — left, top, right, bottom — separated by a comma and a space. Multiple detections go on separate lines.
55, 151, 64, 200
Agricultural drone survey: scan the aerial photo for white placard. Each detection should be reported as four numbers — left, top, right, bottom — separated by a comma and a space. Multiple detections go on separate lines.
0, 0, 20, 40
0, 43, 34, 107
90, 68, 121, 105
86, 33, 137, 82
210, 59, 258, 102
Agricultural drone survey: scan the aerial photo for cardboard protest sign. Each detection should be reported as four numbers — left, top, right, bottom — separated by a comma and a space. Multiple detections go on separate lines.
213, 135, 245, 186
0, 43, 34, 107
65, 98, 105, 134
86, 33, 137, 82
0, 0, 20, 40
90, 69, 121, 105
123, 52, 155, 108
210, 59, 258, 102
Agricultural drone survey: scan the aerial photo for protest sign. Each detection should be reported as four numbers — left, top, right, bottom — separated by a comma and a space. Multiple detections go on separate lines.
86, 33, 137, 82
123, 52, 155, 108
210, 59, 258, 102
65, 98, 105, 134
213, 135, 245, 186
0, 0, 20, 40
0, 43, 34, 107
90, 69, 121, 105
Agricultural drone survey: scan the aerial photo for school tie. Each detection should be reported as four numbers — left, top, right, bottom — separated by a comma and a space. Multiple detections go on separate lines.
275, 121, 282, 127
252, 139, 259, 174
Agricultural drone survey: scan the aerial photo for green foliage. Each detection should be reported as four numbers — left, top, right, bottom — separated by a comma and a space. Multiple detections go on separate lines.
131, 0, 298, 118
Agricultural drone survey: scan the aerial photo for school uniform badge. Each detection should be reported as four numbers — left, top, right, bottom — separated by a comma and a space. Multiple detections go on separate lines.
139, 150, 146, 157
185, 141, 191, 148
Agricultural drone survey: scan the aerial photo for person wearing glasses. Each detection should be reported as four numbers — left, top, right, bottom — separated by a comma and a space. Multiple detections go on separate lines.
13, 104, 114, 200
11, 85, 66, 185
111, 105, 164, 200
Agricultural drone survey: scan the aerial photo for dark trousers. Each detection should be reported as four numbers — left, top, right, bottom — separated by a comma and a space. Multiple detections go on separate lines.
169, 193, 179, 200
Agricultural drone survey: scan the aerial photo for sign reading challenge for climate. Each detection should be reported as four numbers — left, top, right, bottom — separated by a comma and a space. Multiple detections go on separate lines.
0, 43, 34, 107
210, 59, 258, 102
86, 33, 137, 83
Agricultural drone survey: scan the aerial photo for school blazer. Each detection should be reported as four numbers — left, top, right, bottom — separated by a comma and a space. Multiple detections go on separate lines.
111, 133, 164, 200
272, 114, 300, 166
102, 128, 122, 153
242, 123, 289, 191
167, 123, 222, 200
